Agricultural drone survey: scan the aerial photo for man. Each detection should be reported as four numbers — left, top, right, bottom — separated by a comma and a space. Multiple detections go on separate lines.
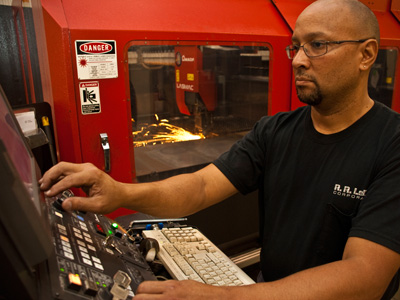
40, 0, 400, 299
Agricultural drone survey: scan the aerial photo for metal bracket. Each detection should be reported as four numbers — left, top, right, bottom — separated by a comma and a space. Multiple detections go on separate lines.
100, 133, 110, 172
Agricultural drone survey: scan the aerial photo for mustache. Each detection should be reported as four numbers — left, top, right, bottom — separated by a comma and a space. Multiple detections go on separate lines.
295, 72, 316, 82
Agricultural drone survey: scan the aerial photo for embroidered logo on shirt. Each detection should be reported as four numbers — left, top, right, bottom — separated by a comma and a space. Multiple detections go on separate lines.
332, 184, 367, 200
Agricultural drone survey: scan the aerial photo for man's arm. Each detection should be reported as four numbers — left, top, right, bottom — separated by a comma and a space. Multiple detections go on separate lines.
136, 237, 400, 300
39, 162, 238, 217
246, 236, 400, 300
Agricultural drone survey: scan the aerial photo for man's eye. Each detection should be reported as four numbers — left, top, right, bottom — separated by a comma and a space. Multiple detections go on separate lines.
292, 45, 300, 51
310, 41, 325, 49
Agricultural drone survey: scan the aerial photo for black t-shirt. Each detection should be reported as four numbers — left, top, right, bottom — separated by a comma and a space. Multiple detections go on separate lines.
214, 102, 400, 298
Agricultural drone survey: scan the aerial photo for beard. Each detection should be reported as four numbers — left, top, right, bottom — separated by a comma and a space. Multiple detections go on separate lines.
297, 86, 323, 106
295, 74, 323, 106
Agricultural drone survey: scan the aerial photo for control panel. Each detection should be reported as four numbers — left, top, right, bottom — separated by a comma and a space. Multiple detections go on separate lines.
42, 191, 157, 299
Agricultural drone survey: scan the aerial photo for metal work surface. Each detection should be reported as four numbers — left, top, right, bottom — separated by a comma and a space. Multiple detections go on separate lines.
134, 133, 245, 177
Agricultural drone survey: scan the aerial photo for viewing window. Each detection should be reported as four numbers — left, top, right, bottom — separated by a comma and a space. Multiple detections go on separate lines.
369, 48, 398, 107
127, 42, 270, 180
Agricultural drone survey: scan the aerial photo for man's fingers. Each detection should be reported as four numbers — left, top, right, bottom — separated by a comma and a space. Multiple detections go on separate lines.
136, 280, 176, 294
40, 162, 95, 196
40, 162, 78, 188
43, 173, 83, 197
62, 197, 93, 213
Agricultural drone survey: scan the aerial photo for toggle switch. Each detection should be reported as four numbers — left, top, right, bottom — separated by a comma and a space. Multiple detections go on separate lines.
110, 270, 132, 300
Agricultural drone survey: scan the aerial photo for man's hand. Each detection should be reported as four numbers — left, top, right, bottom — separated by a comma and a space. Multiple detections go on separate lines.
135, 280, 236, 300
39, 162, 124, 214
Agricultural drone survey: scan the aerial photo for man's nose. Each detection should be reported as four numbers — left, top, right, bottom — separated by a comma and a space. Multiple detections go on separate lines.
292, 47, 310, 69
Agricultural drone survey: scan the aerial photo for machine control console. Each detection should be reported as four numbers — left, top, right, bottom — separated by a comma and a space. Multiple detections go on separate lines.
44, 192, 157, 299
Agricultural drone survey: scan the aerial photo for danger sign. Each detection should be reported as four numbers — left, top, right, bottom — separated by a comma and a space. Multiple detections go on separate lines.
79, 81, 101, 114
75, 40, 118, 80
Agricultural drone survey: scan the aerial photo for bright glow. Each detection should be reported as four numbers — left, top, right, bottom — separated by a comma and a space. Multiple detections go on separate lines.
133, 117, 205, 147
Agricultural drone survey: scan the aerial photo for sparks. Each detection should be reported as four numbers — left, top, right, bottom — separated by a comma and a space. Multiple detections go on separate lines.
133, 117, 205, 147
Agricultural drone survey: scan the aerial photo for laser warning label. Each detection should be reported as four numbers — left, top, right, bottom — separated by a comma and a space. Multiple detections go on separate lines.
75, 40, 118, 80
79, 81, 101, 115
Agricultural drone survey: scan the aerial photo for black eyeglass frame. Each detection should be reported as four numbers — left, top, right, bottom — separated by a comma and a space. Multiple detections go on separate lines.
285, 39, 370, 59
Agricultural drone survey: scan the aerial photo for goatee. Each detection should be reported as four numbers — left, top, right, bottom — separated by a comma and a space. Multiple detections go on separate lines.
296, 79, 323, 106
297, 88, 323, 106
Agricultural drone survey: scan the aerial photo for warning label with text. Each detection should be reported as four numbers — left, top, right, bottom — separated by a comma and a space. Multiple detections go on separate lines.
75, 40, 118, 80
79, 81, 101, 115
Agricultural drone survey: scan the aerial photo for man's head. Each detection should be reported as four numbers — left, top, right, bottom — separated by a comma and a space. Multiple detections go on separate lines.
290, 0, 380, 107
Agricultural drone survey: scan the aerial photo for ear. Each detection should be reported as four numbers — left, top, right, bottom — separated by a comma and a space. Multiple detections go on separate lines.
359, 39, 379, 71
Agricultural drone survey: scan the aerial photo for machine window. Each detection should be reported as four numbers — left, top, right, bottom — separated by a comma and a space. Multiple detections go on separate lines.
369, 48, 398, 107
127, 43, 270, 180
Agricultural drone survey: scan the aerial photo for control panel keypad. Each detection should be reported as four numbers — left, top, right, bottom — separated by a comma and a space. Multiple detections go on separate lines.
47, 195, 157, 297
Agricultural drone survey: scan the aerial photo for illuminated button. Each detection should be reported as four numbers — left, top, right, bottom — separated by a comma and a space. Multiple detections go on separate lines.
67, 273, 82, 291
60, 235, 69, 243
111, 222, 123, 238
94, 223, 106, 236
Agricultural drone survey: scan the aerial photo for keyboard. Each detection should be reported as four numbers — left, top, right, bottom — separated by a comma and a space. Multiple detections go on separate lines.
142, 227, 255, 286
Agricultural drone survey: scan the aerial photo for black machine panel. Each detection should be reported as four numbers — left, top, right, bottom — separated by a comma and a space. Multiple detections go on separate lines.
0, 84, 156, 299
41, 192, 157, 299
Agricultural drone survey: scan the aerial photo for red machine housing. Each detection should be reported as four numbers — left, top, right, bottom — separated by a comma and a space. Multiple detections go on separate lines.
175, 46, 216, 115
36, 0, 400, 219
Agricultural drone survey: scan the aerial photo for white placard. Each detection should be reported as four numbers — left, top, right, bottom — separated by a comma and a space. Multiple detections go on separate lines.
75, 40, 118, 80
15, 111, 37, 136
79, 81, 101, 115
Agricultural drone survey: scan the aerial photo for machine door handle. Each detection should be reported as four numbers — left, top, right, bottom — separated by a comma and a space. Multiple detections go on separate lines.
100, 133, 110, 172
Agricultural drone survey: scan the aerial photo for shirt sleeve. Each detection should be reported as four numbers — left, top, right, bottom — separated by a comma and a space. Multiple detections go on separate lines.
350, 133, 400, 254
213, 116, 271, 195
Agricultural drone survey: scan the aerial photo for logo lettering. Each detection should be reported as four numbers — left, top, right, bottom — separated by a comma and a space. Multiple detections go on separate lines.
332, 184, 367, 200
79, 42, 112, 54
176, 83, 194, 91
182, 55, 194, 62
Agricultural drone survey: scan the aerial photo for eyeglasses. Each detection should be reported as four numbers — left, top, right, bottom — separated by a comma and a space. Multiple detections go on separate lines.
285, 39, 369, 59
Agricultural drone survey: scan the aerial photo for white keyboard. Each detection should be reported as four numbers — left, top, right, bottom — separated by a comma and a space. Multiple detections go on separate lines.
142, 227, 255, 286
